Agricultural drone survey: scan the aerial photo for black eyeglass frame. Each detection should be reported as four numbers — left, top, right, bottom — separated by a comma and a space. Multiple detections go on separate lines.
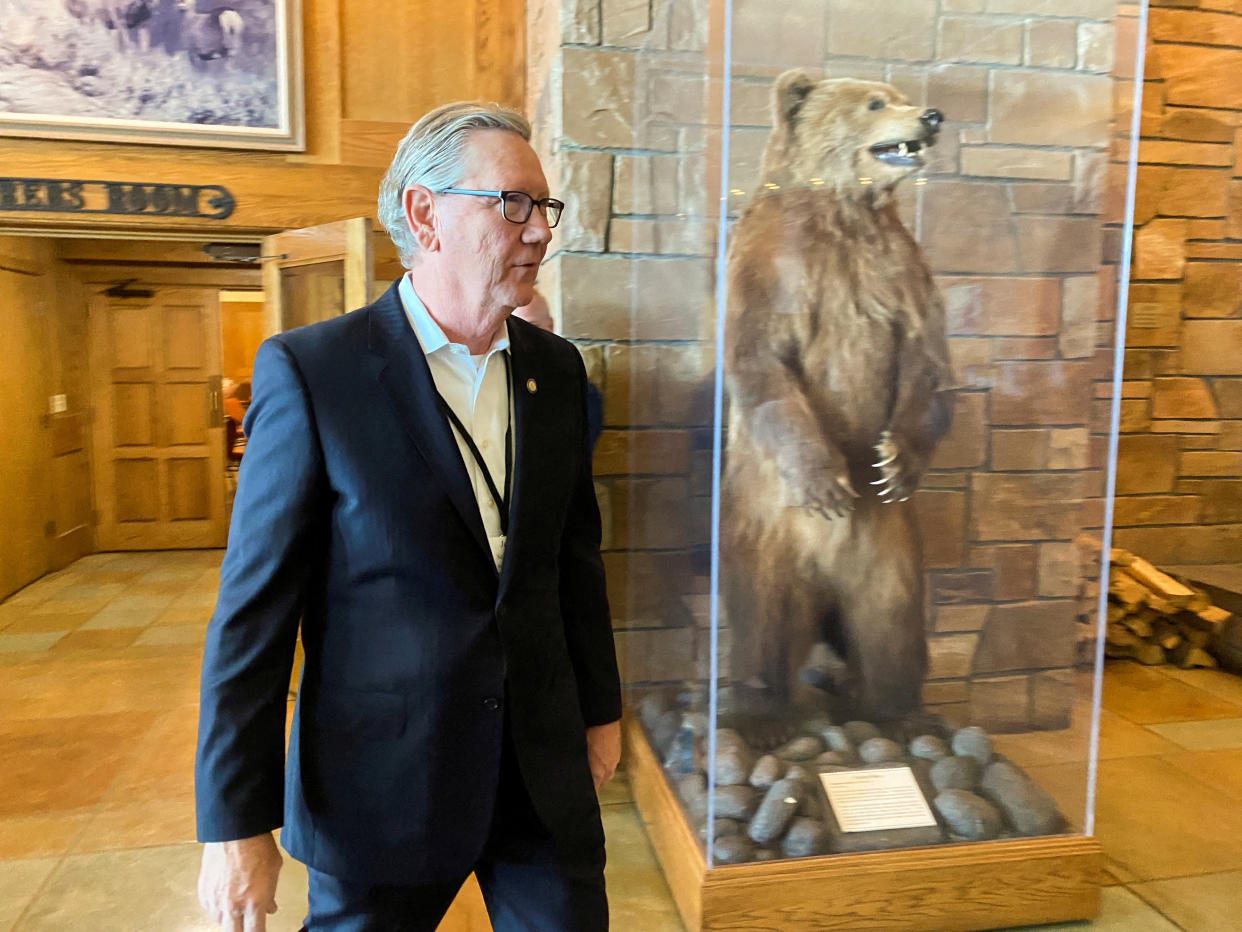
435, 188, 565, 228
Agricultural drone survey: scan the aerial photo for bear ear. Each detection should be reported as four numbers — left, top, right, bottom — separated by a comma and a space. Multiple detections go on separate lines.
773, 69, 817, 128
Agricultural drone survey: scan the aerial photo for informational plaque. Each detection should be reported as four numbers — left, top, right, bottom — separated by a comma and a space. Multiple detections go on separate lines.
819, 767, 938, 833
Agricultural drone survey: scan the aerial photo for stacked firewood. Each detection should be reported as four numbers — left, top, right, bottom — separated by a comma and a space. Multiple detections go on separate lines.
1103, 550, 1231, 669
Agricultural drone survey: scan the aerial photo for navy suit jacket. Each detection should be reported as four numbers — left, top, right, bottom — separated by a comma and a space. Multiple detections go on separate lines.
195, 281, 621, 884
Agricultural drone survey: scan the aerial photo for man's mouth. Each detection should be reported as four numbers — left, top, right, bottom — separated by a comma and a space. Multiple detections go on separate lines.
869, 136, 934, 167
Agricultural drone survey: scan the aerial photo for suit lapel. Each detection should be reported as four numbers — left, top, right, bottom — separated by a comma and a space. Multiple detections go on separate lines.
367, 283, 493, 568
498, 318, 539, 597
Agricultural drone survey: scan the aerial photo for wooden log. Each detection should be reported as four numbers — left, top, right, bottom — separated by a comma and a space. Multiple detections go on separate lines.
1124, 557, 1196, 606
1110, 573, 1148, 610
1198, 606, 1233, 628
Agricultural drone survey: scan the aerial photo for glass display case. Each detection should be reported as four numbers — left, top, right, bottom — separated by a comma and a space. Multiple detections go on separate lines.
529, 1, 1146, 927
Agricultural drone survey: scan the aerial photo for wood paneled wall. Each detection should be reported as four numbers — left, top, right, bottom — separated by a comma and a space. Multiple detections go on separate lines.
0, 0, 525, 237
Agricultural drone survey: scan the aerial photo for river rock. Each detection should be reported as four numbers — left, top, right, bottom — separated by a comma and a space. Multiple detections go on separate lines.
699, 817, 740, 842
858, 737, 905, 764
678, 773, 708, 820
930, 755, 982, 793
843, 720, 883, 744
980, 761, 1065, 836
749, 754, 785, 789
748, 777, 805, 845
713, 784, 758, 821
639, 691, 670, 729
812, 750, 853, 768
910, 734, 950, 762
715, 742, 754, 786
664, 724, 700, 776
782, 817, 830, 857
713, 834, 755, 864
802, 715, 836, 735
753, 847, 779, 861
821, 726, 857, 759
774, 735, 826, 761
651, 710, 682, 756
934, 789, 1004, 841
951, 726, 994, 766
784, 764, 813, 784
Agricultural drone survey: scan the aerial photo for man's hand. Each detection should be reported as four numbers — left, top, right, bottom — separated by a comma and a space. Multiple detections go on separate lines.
586, 719, 622, 792
198, 832, 283, 931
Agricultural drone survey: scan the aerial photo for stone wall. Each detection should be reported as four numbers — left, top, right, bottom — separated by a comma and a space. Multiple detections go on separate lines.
527, 0, 1136, 731
1112, 0, 1242, 567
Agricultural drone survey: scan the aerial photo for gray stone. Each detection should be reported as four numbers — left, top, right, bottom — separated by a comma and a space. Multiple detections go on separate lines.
699, 817, 740, 842
712, 784, 759, 821
749, 754, 785, 789
844, 721, 884, 744
775, 735, 826, 761
753, 847, 779, 861
712, 834, 755, 864
812, 751, 853, 768
782, 818, 830, 858
715, 742, 754, 786
910, 735, 950, 762
663, 725, 699, 776
801, 715, 836, 736
858, 738, 905, 764
714, 727, 747, 749
748, 778, 805, 845
931, 755, 983, 793
980, 761, 1066, 836
651, 710, 681, 756
784, 764, 813, 784
678, 773, 708, 821
951, 726, 995, 765
638, 691, 670, 731
934, 789, 1004, 841
821, 726, 857, 759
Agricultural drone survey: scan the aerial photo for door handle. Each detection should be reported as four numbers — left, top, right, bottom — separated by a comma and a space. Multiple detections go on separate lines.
208, 375, 223, 426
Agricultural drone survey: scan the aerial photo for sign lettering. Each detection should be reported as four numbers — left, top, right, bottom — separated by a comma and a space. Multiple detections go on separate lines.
0, 178, 235, 220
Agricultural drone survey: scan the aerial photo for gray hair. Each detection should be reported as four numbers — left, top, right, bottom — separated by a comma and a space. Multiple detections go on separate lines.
377, 101, 532, 268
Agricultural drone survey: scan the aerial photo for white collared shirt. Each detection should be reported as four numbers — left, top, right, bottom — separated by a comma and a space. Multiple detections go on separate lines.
399, 274, 511, 571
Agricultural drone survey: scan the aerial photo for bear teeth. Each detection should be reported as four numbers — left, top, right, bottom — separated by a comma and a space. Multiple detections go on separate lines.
898, 142, 908, 157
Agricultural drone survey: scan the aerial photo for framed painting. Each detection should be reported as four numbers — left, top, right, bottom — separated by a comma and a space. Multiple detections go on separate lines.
0, 0, 303, 151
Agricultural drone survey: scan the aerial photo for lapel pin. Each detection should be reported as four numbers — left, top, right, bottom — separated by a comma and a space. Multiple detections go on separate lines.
526, 378, 537, 394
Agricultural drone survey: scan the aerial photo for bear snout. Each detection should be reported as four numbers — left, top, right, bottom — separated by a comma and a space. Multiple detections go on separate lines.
920, 108, 944, 132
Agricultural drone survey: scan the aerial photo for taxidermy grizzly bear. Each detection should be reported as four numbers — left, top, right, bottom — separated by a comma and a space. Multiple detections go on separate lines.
721, 70, 955, 733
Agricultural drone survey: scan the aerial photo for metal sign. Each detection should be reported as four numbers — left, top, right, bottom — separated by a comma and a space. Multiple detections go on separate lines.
0, 177, 235, 220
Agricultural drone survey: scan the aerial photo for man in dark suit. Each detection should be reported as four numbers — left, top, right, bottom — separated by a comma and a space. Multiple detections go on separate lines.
195, 101, 622, 932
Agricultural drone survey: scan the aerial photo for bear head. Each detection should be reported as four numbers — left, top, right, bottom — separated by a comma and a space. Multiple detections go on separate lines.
759, 70, 943, 197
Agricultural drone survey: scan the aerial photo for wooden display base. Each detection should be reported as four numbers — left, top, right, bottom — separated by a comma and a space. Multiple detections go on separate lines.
625, 719, 1103, 932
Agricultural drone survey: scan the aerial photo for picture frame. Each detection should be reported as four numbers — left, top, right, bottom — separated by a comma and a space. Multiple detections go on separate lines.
0, 0, 304, 151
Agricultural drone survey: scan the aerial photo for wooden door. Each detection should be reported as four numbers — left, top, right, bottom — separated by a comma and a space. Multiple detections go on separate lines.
0, 241, 55, 598
90, 289, 227, 550
261, 218, 373, 336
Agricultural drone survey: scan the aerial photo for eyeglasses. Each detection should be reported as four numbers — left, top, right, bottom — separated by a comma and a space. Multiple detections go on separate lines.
435, 188, 565, 228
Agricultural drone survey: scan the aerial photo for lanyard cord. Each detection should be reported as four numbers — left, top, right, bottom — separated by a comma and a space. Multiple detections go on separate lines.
434, 353, 513, 535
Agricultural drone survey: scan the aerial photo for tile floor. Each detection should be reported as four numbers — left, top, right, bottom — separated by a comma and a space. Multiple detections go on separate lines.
1, 551, 1241, 930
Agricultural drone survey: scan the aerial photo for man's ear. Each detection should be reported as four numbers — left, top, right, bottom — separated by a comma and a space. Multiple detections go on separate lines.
773, 69, 817, 129
403, 186, 439, 252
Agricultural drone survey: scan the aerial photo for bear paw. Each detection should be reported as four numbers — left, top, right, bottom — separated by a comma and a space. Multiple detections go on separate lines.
871, 430, 915, 503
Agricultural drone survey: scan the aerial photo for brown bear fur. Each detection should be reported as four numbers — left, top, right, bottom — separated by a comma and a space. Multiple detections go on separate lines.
721, 71, 954, 726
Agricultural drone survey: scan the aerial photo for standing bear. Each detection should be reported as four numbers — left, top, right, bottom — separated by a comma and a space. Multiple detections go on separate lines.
722, 70, 955, 733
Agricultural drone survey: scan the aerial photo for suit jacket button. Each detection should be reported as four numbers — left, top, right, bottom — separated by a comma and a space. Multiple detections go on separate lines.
483, 697, 501, 711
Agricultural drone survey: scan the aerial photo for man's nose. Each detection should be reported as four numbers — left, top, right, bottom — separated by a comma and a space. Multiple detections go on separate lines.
523, 209, 553, 244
